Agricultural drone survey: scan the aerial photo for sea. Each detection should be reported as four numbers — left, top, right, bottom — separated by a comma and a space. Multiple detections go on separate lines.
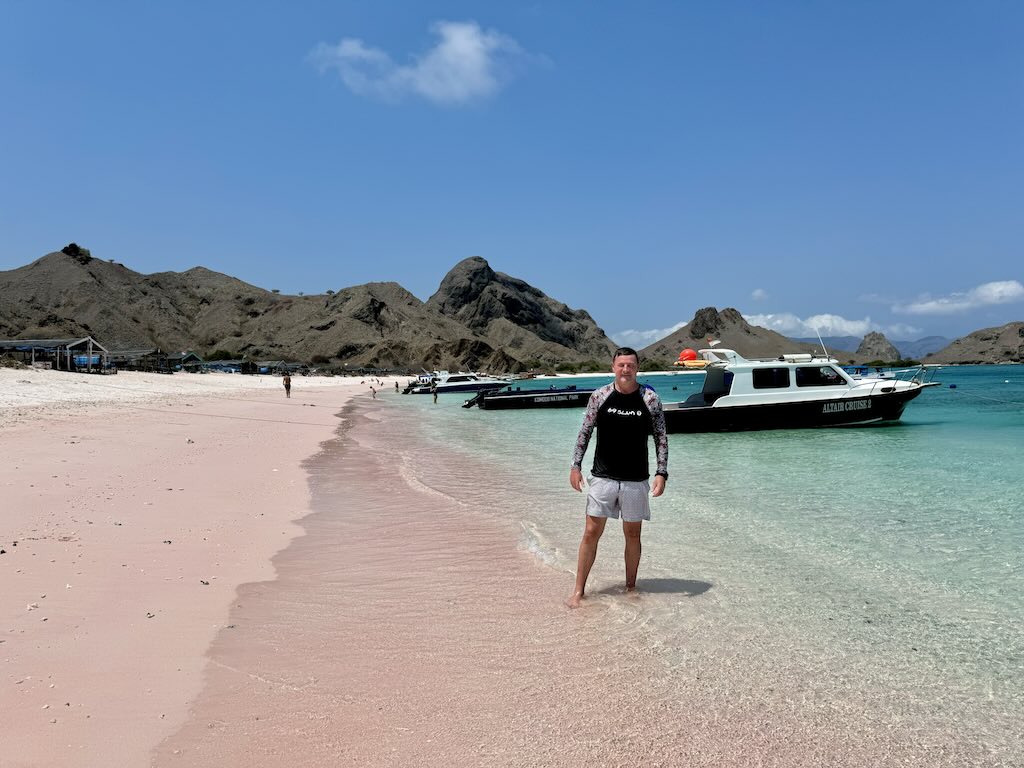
351, 365, 1024, 763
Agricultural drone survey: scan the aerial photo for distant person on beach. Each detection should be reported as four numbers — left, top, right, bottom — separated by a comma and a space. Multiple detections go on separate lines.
282, 373, 291, 398
431, 384, 438, 404
567, 347, 668, 608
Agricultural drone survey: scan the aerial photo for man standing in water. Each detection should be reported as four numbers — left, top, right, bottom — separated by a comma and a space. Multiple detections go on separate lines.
567, 347, 668, 608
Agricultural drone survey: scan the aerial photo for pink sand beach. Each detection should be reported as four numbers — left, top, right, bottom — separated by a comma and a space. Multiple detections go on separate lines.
0, 369, 393, 766
3, 367, 1006, 767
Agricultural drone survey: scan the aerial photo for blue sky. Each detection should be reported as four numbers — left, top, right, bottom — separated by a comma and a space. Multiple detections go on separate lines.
2, 2, 1021, 345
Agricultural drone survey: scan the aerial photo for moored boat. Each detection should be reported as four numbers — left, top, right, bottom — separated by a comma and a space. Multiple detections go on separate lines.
463, 384, 595, 409
404, 370, 512, 395
662, 348, 940, 433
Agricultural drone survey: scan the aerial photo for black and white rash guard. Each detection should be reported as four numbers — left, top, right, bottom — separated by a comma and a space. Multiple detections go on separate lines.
570, 383, 669, 482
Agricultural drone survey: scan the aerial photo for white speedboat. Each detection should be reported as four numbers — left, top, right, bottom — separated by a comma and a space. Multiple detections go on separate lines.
662, 348, 940, 433
405, 370, 512, 395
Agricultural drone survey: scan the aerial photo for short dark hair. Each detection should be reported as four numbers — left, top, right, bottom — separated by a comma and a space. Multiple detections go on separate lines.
613, 347, 640, 363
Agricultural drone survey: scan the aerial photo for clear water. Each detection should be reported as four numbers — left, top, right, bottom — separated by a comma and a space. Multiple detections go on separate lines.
369, 366, 1024, 761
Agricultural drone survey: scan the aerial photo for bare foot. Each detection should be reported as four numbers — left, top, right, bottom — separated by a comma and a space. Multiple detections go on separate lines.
565, 592, 584, 609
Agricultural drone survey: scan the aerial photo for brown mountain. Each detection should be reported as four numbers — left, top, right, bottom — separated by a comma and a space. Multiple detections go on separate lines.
856, 331, 901, 361
640, 307, 856, 362
0, 246, 616, 372
426, 256, 617, 364
925, 322, 1024, 364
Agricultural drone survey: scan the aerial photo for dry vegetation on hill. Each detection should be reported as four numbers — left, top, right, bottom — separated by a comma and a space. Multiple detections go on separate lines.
2, 245, 1020, 370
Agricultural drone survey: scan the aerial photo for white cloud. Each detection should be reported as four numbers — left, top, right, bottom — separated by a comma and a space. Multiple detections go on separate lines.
612, 321, 688, 348
885, 323, 925, 339
751, 288, 768, 301
310, 21, 528, 105
741, 312, 874, 337
893, 280, 1024, 315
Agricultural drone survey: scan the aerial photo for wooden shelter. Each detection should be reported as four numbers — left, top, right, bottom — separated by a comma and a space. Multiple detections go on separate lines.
202, 359, 258, 375
0, 336, 111, 372
167, 352, 204, 372
106, 348, 202, 373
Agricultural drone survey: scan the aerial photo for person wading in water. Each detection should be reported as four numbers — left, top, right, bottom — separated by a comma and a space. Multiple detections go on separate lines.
567, 347, 668, 608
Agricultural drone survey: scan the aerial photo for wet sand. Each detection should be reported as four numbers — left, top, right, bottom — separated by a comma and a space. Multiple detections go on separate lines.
153, 403, 677, 766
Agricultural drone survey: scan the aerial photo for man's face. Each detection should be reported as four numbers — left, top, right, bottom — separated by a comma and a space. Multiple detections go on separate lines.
612, 354, 639, 389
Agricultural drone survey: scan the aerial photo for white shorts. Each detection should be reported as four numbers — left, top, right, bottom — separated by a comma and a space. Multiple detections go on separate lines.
585, 476, 651, 522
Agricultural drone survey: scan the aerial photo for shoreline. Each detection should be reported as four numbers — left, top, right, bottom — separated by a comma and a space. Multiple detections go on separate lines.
0, 369, 403, 767
152, 398, 680, 766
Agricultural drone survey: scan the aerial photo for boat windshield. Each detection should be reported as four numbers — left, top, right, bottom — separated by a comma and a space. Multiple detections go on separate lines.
701, 367, 734, 402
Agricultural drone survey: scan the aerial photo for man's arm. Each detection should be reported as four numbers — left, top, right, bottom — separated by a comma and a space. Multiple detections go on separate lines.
569, 388, 605, 491
644, 389, 669, 496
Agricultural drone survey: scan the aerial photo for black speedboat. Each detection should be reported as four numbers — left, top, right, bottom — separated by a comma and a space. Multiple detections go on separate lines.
463, 384, 595, 410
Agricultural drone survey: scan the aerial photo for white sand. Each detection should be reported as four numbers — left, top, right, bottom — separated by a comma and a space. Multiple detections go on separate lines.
0, 367, 399, 425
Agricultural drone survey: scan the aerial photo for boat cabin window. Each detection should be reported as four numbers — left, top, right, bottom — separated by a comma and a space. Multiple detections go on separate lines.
447, 375, 472, 383
796, 365, 846, 387
752, 367, 791, 389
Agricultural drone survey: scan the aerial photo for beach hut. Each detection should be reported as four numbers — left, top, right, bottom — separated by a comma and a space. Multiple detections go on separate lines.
202, 359, 258, 375
108, 348, 169, 372
0, 336, 112, 373
167, 352, 204, 372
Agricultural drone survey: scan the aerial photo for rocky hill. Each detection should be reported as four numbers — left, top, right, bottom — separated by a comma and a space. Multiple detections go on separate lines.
3, 245, 1020, 370
856, 332, 901, 362
792, 335, 951, 359
641, 307, 855, 362
0, 246, 617, 372
426, 257, 616, 364
925, 322, 1024, 364
644, 309, 1023, 366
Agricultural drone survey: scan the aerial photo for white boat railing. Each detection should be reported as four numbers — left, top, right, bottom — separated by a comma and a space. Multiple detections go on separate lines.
849, 364, 941, 391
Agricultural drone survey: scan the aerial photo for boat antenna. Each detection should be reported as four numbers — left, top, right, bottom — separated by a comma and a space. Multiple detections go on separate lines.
814, 327, 829, 360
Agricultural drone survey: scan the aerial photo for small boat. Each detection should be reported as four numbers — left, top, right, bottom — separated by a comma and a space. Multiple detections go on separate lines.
662, 348, 940, 433
463, 384, 595, 409
843, 365, 896, 380
401, 372, 439, 394
405, 370, 512, 395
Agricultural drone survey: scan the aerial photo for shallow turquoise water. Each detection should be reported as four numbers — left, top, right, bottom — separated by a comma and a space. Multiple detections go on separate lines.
375, 365, 1024, 761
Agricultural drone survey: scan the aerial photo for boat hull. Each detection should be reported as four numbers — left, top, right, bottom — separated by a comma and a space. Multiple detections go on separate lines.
662, 387, 925, 433
473, 388, 593, 410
